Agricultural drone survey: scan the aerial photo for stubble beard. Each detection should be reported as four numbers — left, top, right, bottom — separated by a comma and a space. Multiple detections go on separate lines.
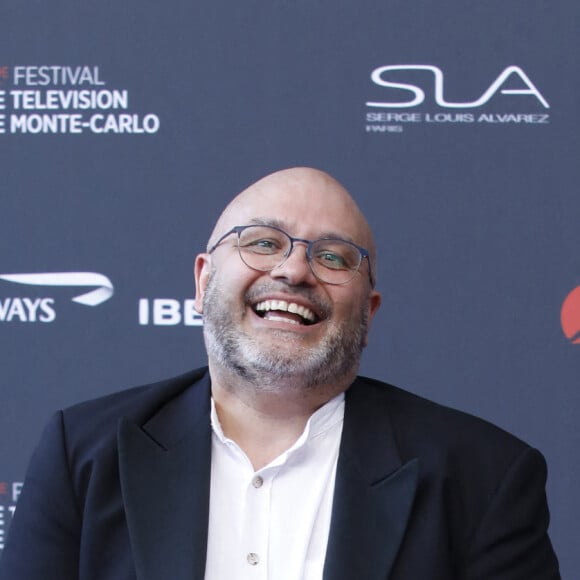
201, 272, 369, 392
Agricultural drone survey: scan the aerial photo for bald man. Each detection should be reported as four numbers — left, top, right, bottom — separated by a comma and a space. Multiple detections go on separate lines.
1, 168, 559, 579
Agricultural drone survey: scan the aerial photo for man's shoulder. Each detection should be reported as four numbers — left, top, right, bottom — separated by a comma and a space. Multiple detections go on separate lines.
349, 375, 530, 461
55, 367, 210, 451
64, 367, 208, 418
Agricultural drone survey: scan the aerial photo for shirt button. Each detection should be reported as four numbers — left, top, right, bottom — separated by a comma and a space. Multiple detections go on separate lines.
247, 552, 260, 566
252, 475, 263, 488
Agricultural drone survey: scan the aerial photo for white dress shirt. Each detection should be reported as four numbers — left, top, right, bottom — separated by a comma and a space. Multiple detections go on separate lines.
204, 393, 345, 580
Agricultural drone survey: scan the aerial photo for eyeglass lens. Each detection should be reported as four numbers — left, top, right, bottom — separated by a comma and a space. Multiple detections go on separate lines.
237, 225, 362, 284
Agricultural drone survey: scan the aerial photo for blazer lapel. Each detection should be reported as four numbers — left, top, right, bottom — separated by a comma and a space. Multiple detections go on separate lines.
118, 373, 212, 580
323, 379, 419, 580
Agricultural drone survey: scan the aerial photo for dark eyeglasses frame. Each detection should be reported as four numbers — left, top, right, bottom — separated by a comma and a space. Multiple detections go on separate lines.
208, 224, 375, 287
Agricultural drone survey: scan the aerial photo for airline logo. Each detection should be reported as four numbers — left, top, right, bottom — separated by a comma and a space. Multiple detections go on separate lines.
561, 286, 580, 345
0, 272, 114, 323
138, 298, 203, 326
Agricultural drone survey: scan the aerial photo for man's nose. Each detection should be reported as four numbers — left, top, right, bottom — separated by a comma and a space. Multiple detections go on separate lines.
269, 242, 317, 285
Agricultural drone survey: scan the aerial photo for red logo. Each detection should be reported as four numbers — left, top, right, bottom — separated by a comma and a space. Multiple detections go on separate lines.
561, 286, 580, 344
0, 66, 8, 81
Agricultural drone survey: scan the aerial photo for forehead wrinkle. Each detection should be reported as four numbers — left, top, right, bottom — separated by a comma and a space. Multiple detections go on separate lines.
247, 216, 285, 228
245, 217, 357, 244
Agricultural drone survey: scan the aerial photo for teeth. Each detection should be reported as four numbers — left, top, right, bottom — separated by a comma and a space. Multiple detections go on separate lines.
264, 314, 300, 326
254, 300, 316, 323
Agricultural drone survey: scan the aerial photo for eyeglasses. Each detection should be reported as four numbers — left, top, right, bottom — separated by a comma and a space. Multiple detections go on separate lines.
208, 224, 374, 286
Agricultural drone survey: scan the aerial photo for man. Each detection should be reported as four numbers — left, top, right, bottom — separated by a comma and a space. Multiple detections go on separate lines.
0, 168, 560, 579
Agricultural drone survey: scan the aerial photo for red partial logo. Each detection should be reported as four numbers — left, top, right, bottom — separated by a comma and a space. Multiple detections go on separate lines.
561, 286, 580, 344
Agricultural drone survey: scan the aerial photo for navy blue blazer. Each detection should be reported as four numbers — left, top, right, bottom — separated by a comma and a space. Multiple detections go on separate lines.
0, 368, 560, 579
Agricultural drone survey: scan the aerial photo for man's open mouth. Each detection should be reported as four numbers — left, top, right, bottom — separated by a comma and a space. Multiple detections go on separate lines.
253, 299, 320, 326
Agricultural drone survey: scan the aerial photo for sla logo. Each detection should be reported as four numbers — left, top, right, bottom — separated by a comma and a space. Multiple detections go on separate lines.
367, 65, 549, 109
561, 286, 580, 345
0, 272, 114, 322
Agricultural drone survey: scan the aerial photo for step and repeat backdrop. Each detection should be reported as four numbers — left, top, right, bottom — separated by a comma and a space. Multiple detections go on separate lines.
1, 1, 579, 576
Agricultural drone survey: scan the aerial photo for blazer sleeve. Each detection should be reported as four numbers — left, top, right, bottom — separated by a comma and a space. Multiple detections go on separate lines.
0, 411, 81, 580
462, 447, 560, 580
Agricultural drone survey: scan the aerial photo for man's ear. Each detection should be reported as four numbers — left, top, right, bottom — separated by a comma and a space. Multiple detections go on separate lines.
363, 290, 382, 347
194, 253, 212, 313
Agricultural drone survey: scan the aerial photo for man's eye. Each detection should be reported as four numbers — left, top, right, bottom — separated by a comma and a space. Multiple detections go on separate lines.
316, 252, 347, 269
245, 239, 281, 253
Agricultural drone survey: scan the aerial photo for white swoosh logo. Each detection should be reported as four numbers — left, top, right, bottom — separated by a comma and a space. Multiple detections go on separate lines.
0, 272, 114, 306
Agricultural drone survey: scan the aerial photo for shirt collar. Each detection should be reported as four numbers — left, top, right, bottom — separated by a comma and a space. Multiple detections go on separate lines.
210, 392, 345, 466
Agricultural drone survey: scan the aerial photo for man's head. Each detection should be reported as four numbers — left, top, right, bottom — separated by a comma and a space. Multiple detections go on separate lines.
194, 167, 381, 394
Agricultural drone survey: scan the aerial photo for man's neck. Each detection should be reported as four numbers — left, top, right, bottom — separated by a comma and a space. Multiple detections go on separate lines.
208, 363, 353, 470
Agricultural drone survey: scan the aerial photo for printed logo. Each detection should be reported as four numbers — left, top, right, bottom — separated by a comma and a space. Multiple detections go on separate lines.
0, 65, 160, 135
0, 482, 22, 551
0, 272, 114, 323
365, 64, 550, 133
561, 286, 580, 345
138, 298, 203, 327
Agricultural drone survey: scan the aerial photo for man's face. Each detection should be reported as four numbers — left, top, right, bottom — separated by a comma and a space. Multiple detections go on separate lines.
194, 169, 381, 390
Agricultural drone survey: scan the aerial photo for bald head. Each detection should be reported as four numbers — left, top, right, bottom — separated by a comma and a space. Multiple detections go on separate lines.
207, 167, 377, 284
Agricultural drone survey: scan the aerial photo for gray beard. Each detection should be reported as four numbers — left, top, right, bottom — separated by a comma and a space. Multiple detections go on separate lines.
202, 274, 368, 391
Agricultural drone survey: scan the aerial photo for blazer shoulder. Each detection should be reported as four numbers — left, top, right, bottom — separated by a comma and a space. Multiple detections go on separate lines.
350, 376, 531, 462
56, 367, 210, 457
